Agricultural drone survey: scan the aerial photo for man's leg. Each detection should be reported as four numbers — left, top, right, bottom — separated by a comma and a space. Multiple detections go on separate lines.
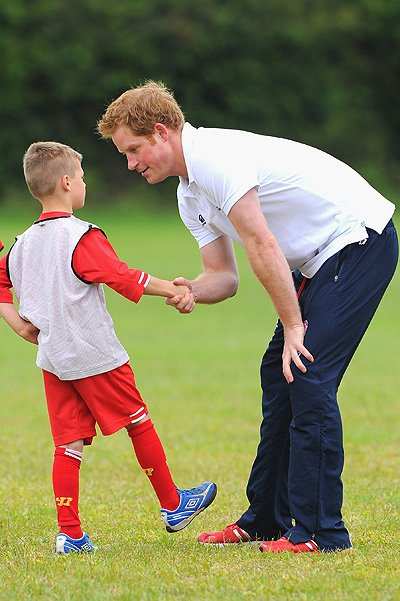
282, 222, 398, 551
237, 320, 292, 540
200, 273, 306, 544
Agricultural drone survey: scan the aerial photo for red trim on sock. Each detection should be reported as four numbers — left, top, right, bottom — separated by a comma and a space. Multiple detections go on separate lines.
128, 420, 179, 510
53, 447, 83, 539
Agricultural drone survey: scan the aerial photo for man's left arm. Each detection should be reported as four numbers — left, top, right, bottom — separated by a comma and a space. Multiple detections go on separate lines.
228, 189, 313, 383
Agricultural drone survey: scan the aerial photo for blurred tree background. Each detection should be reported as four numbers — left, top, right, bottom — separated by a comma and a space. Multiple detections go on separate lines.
0, 0, 399, 204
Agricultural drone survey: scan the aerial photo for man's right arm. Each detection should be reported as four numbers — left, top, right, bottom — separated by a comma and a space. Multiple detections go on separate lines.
167, 236, 239, 311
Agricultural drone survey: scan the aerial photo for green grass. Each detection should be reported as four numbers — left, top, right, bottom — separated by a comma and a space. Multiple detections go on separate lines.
0, 207, 399, 600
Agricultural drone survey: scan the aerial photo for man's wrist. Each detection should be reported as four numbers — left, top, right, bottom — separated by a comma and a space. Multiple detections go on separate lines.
283, 321, 304, 330
189, 281, 201, 303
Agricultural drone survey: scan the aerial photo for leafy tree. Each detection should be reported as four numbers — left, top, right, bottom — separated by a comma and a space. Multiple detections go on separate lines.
0, 0, 398, 199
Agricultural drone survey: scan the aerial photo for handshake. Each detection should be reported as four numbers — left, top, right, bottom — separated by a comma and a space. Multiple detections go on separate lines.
0, 274, 197, 350
166, 277, 196, 314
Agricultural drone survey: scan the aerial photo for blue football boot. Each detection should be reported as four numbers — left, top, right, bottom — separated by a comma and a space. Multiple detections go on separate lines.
55, 532, 95, 554
161, 481, 217, 532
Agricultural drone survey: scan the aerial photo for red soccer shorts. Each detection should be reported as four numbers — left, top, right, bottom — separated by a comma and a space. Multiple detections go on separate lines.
43, 362, 148, 446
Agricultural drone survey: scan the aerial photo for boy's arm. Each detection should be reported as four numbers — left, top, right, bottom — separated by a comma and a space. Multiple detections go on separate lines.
0, 254, 39, 344
73, 228, 194, 305
143, 276, 193, 306
0, 303, 39, 344
0, 254, 13, 304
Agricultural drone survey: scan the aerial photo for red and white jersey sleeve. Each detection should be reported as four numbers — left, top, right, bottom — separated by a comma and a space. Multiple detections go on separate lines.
0, 253, 13, 303
0, 212, 150, 305
73, 228, 150, 303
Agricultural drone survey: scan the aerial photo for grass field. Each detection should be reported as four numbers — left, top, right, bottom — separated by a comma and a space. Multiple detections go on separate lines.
0, 206, 399, 601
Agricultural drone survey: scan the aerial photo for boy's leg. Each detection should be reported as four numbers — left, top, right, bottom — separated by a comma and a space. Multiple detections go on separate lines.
73, 363, 179, 509
127, 417, 179, 510
43, 370, 96, 542
53, 441, 84, 539
75, 363, 217, 531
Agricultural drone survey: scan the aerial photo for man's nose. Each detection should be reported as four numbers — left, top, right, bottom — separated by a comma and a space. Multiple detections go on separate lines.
127, 156, 138, 171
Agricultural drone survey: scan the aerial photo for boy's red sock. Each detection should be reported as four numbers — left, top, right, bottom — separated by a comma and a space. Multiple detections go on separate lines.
128, 420, 180, 510
52, 447, 83, 539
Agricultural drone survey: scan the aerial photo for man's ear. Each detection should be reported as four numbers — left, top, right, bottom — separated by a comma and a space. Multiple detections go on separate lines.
153, 123, 169, 141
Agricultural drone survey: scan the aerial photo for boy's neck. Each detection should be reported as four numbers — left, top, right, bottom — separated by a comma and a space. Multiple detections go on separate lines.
40, 197, 73, 214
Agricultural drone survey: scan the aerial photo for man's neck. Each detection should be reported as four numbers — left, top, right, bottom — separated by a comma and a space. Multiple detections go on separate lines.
169, 129, 188, 178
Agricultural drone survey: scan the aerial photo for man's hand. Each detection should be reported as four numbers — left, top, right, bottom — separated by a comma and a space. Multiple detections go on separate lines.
282, 323, 314, 384
166, 278, 195, 314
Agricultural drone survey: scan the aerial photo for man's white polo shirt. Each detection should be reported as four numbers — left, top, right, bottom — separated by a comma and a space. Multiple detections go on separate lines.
177, 123, 395, 277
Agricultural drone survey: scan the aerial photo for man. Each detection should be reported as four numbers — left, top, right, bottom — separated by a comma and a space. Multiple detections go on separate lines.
97, 81, 398, 553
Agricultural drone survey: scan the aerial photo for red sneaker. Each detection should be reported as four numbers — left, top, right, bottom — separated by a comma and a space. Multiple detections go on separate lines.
198, 523, 254, 545
259, 537, 319, 553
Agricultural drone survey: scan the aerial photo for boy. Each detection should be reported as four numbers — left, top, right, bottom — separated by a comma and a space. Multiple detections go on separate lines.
0, 141, 217, 554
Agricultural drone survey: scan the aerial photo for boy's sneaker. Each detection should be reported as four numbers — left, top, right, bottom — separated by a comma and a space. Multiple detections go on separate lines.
55, 532, 95, 554
259, 536, 319, 553
198, 522, 254, 545
161, 481, 217, 533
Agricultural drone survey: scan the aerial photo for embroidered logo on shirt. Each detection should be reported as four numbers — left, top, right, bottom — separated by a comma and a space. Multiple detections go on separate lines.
198, 214, 206, 225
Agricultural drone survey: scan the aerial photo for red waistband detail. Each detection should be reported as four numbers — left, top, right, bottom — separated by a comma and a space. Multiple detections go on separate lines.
297, 277, 309, 299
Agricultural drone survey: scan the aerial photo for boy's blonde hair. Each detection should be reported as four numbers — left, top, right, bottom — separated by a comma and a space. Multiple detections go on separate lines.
97, 80, 185, 138
23, 142, 82, 199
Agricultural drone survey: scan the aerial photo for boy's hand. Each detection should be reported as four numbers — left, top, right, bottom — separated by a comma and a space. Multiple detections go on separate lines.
166, 282, 195, 314
0, 303, 39, 345
19, 320, 40, 345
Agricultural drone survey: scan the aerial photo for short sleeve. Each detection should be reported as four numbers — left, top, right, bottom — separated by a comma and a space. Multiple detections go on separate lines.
192, 143, 259, 216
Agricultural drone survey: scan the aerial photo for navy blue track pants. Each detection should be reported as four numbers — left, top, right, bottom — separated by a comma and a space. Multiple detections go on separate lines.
237, 220, 398, 551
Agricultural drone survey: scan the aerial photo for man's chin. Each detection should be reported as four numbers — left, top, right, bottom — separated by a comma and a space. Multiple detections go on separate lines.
146, 173, 167, 185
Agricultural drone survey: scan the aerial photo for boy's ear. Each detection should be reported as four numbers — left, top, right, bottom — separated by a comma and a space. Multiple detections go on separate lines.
60, 174, 71, 191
